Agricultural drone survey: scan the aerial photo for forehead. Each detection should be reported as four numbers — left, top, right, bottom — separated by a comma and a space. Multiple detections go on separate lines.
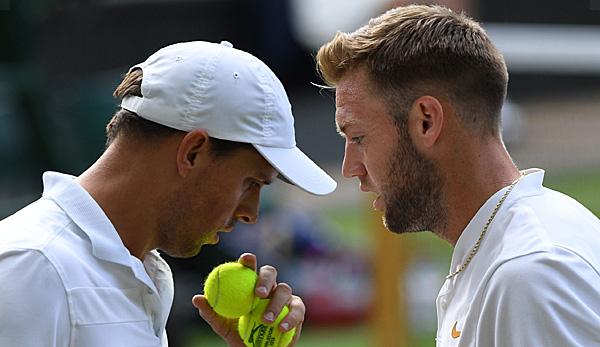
335, 68, 390, 131
224, 148, 278, 180
335, 68, 369, 108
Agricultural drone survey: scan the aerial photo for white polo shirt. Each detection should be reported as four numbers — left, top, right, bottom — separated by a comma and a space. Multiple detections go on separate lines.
436, 169, 600, 347
0, 172, 174, 347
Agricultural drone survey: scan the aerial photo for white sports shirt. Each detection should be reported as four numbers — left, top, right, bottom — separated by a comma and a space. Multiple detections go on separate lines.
436, 169, 600, 347
0, 172, 174, 346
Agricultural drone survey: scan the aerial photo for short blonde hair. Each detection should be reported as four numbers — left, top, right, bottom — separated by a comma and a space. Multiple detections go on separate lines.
316, 5, 508, 134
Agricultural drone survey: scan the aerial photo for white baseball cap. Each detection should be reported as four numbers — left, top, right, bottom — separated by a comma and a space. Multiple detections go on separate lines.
120, 40, 336, 195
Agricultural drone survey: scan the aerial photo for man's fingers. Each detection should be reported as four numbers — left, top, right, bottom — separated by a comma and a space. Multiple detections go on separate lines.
191, 295, 235, 339
288, 320, 303, 347
278, 295, 305, 333
191, 295, 217, 323
262, 282, 292, 323
237, 253, 257, 271
263, 284, 305, 336
229, 256, 305, 345
255, 264, 277, 298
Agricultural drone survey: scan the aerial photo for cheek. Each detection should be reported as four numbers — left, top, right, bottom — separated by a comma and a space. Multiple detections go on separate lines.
363, 145, 391, 181
189, 188, 235, 222
210, 185, 246, 215
209, 196, 236, 217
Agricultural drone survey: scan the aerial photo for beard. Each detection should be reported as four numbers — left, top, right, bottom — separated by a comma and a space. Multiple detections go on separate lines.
381, 131, 446, 234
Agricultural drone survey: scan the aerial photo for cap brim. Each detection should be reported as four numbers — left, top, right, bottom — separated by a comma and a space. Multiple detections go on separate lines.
253, 145, 337, 196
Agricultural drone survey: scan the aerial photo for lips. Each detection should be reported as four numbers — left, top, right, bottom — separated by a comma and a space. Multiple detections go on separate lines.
212, 225, 232, 244
221, 221, 236, 232
358, 182, 384, 211
359, 182, 372, 193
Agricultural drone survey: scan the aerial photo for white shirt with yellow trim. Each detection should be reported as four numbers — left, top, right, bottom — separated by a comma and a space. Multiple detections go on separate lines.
0, 172, 174, 347
436, 169, 600, 347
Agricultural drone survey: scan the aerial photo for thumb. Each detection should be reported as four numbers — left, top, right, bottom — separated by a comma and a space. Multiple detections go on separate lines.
192, 295, 211, 315
192, 295, 225, 331
192, 294, 207, 308
192, 295, 244, 346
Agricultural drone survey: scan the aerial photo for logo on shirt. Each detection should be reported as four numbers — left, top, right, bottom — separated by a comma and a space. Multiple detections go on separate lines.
451, 321, 461, 339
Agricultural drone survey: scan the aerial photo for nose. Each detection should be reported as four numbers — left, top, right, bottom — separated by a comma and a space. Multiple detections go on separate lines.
235, 190, 260, 224
342, 142, 367, 179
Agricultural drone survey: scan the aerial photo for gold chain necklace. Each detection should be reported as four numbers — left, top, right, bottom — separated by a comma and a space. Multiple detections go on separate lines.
446, 174, 523, 280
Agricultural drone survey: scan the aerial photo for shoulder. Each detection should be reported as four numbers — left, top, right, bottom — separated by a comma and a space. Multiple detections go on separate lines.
0, 198, 95, 288
0, 249, 71, 345
0, 248, 67, 293
0, 249, 69, 313
0, 198, 73, 250
480, 247, 600, 324
473, 248, 600, 345
486, 247, 600, 295
493, 188, 600, 269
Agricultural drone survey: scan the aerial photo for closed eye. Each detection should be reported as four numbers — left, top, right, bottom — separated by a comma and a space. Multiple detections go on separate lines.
249, 178, 271, 190
350, 136, 364, 144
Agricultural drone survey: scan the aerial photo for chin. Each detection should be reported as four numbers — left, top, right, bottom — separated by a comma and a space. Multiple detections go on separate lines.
161, 243, 204, 259
382, 215, 426, 235
169, 248, 202, 259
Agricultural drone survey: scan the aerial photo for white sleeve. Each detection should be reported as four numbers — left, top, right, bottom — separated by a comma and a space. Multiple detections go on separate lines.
476, 249, 600, 346
0, 249, 71, 347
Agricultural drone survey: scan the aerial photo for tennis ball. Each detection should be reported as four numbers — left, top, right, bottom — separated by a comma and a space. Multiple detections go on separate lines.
203, 262, 258, 319
238, 299, 296, 347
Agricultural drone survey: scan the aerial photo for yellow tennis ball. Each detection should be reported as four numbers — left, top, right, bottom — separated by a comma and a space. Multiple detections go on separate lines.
238, 299, 296, 347
203, 262, 258, 319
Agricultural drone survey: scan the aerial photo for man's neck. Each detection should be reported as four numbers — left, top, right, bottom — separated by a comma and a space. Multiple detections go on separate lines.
76, 142, 165, 260
438, 138, 521, 246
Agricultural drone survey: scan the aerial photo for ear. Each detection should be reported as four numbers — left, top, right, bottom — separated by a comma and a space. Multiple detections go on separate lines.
176, 129, 210, 177
407, 95, 444, 151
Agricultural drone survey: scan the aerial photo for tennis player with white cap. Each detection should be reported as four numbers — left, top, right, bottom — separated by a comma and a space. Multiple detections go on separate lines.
0, 40, 336, 346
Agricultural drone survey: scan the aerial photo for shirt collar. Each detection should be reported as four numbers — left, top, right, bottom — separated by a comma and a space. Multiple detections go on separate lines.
450, 168, 546, 276
42, 171, 159, 291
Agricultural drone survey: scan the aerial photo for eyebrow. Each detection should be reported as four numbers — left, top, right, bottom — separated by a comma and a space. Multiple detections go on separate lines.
336, 117, 357, 137
257, 173, 275, 185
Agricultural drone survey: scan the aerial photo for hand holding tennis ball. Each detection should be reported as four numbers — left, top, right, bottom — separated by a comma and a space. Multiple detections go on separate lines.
203, 261, 259, 319
238, 298, 296, 347
192, 253, 304, 347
